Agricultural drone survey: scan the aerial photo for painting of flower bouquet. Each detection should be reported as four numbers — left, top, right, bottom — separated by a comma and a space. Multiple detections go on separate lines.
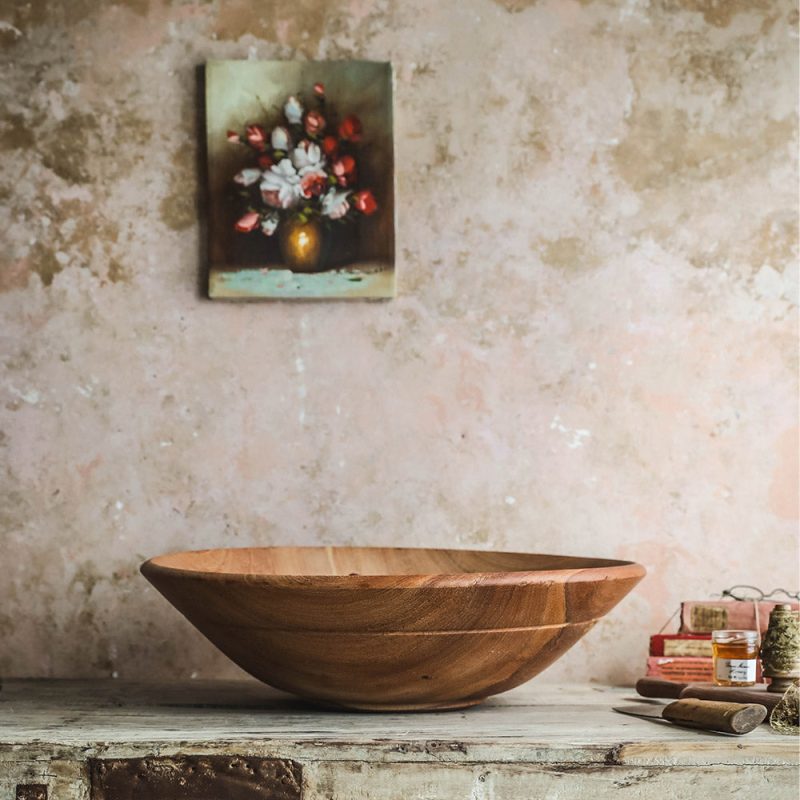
205, 61, 394, 300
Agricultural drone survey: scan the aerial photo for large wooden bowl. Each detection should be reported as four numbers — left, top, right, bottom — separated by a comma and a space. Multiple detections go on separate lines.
141, 547, 645, 711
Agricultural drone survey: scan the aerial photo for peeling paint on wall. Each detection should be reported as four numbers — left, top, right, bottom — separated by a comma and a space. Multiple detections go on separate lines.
0, 0, 797, 684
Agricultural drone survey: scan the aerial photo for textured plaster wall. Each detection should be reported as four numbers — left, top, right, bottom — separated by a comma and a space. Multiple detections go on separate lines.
0, 0, 797, 685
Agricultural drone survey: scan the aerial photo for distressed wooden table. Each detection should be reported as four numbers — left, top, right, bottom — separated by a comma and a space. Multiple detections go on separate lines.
0, 680, 797, 799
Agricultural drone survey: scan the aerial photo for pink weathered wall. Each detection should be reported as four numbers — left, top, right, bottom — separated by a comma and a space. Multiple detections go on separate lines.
1, 0, 797, 684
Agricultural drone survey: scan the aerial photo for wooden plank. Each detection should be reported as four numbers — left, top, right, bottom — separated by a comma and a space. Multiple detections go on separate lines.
302, 763, 800, 800
0, 678, 797, 800
0, 679, 796, 771
3, 761, 796, 800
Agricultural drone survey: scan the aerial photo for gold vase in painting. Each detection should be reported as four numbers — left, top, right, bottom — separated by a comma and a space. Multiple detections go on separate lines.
279, 216, 326, 273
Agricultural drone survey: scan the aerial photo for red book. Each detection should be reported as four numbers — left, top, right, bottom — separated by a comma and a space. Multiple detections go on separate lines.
650, 633, 712, 658
646, 656, 714, 682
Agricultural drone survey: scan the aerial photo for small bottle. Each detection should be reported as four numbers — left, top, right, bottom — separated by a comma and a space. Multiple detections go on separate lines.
712, 629, 759, 686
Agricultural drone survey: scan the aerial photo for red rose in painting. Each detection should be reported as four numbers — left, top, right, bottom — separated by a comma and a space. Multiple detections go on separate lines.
321, 135, 338, 159
338, 114, 362, 142
300, 171, 327, 199
246, 124, 267, 150
257, 153, 274, 169
353, 189, 377, 215
227, 130, 241, 143
304, 110, 326, 136
332, 155, 356, 186
234, 211, 260, 232
313, 82, 325, 98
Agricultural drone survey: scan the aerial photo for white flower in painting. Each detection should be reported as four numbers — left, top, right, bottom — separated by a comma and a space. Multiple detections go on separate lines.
261, 212, 279, 237
271, 125, 291, 151
233, 167, 261, 187
291, 141, 326, 175
321, 187, 350, 220
284, 95, 303, 125
260, 158, 301, 209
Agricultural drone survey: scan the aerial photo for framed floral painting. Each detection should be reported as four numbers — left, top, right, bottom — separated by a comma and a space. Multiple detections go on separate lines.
205, 60, 395, 300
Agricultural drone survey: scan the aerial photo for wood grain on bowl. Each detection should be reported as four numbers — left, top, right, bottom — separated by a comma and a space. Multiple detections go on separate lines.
141, 547, 645, 711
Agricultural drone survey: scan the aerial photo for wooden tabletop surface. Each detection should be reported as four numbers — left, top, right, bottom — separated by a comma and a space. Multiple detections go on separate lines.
1, 679, 796, 768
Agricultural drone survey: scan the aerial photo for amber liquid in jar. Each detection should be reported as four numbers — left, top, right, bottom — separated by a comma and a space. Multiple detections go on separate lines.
711, 630, 759, 686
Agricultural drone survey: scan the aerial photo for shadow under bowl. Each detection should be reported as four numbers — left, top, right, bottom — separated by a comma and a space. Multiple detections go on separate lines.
141, 546, 645, 711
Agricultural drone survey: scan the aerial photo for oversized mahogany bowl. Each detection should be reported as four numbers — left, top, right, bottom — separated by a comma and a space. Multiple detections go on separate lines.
141, 547, 645, 711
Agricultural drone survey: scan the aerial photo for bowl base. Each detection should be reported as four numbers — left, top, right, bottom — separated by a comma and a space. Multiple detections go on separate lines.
317, 697, 487, 713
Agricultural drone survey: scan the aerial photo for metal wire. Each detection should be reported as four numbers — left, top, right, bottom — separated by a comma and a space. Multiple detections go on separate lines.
721, 585, 800, 602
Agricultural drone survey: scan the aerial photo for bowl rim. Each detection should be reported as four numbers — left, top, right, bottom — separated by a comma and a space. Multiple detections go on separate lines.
141, 545, 646, 589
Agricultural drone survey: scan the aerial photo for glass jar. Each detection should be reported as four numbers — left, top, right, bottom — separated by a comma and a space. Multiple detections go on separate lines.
711, 630, 759, 686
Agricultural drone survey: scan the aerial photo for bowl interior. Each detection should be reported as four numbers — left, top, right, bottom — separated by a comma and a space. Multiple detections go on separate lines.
147, 546, 637, 578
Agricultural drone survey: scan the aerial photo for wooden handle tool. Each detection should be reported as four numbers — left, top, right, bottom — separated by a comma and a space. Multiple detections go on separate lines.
635, 677, 783, 712
636, 677, 686, 699
662, 699, 767, 734
615, 698, 767, 734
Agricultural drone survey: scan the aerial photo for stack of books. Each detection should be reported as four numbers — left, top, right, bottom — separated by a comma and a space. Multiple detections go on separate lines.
646, 599, 799, 682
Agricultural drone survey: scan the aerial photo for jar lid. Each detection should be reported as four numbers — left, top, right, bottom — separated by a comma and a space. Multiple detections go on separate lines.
711, 629, 759, 644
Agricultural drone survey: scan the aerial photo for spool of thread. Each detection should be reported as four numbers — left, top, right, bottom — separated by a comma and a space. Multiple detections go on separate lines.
760, 603, 800, 693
